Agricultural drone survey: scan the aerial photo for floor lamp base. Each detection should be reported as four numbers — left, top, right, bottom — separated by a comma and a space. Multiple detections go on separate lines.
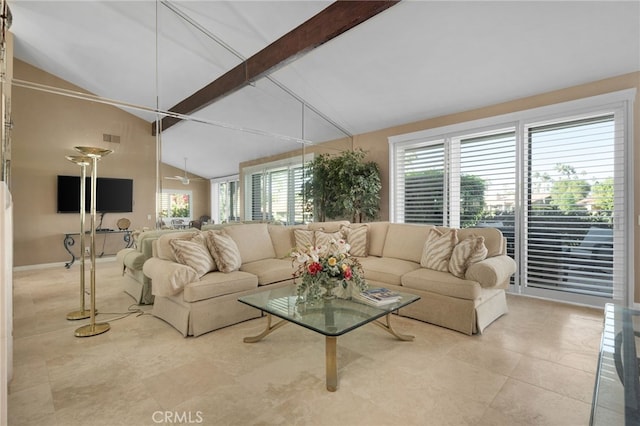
66, 309, 96, 321
74, 322, 110, 337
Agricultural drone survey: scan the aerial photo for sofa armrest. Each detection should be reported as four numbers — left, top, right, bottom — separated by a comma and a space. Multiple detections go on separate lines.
143, 258, 198, 297
465, 255, 517, 289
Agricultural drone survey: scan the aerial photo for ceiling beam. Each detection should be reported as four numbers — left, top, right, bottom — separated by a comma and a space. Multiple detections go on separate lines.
153, 0, 400, 135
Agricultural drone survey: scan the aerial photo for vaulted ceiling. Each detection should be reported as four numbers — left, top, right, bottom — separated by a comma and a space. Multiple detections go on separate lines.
8, 1, 640, 179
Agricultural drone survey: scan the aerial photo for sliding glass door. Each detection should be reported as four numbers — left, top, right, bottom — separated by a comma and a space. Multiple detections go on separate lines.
390, 91, 633, 307
524, 113, 623, 304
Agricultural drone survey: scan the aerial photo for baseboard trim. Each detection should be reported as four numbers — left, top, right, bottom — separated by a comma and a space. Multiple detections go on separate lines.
14, 256, 116, 272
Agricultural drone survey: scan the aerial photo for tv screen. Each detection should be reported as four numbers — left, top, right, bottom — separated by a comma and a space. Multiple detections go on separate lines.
57, 175, 133, 213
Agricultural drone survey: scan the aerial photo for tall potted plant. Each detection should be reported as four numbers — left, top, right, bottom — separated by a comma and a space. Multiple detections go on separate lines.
304, 149, 381, 223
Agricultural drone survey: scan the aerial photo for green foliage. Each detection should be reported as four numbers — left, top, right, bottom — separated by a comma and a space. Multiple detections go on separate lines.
170, 194, 190, 218
404, 170, 486, 226
549, 164, 590, 213
304, 149, 381, 222
549, 179, 590, 212
592, 178, 614, 212
460, 174, 487, 227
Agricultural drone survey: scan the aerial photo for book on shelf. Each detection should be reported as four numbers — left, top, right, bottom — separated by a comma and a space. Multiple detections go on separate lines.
354, 288, 401, 306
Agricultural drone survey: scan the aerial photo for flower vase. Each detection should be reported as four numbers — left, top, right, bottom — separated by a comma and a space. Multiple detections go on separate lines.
322, 278, 338, 300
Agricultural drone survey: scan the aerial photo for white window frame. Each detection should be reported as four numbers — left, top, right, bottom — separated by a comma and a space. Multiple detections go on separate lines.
211, 174, 239, 224
389, 89, 635, 307
159, 188, 193, 225
242, 154, 312, 224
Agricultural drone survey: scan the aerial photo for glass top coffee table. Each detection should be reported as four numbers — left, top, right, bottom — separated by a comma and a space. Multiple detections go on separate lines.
238, 285, 420, 391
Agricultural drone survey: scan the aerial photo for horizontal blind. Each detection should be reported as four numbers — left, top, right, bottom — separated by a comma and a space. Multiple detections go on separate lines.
458, 131, 516, 229
397, 141, 446, 225
292, 165, 305, 224
269, 169, 288, 222
526, 114, 618, 297
248, 164, 306, 224
250, 173, 264, 221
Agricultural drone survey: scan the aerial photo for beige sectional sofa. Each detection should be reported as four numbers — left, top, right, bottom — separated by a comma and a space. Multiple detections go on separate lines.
116, 228, 198, 304
142, 221, 517, 337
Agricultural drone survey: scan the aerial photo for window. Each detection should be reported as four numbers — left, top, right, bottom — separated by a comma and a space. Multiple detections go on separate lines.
393, 130, 516, 229
390, 90, 634, 307
159, 189, 192, 225
244, 157, 308, 225
526, 115, 619, 298
211, 175, 239, 224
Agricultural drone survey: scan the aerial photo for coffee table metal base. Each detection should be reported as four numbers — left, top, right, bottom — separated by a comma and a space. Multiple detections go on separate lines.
244, 312, 414, 391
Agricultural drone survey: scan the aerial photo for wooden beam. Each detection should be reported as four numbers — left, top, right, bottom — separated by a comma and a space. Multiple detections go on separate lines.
153, 0, 400, 134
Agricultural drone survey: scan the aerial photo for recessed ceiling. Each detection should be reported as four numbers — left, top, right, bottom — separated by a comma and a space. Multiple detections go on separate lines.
8, 1, 640, 179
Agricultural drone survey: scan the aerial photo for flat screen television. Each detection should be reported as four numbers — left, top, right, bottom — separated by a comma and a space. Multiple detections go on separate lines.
57, 175, 133, 213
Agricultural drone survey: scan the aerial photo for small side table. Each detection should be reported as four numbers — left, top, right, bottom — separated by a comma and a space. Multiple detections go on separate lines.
63, 229, 133, 268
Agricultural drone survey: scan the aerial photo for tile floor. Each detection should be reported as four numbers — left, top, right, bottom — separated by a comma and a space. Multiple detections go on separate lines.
8, 260, 605, 425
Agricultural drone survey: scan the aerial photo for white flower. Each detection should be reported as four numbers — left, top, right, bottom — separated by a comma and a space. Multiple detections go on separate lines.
335, 239, 350, 255
309, 246, 321, 262
292, 251, 310, 265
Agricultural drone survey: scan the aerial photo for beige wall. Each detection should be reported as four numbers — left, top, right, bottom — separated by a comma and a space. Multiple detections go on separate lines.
11, 60, 208, 267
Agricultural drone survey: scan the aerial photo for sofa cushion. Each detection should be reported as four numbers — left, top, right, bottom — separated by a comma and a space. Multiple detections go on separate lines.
420, 228, 458, 272
240, 258, 296, 286
207, 231, 242, 273
458, 227, 504, 257
449, 236, 488, 278
117, 248, 145, 270
382, 223, 432, 263
401, 268, 481, 300
269, 224, 306, 258
222, 223, 276, 263
156, 231, 200, 262
183, 271, 258, 303
341, 224, 368, 257
367, 222, 389, 257
358, 256, 421, 286
294, 229, 314, 250
170, 234, 217, 278
144, 258, 199, 297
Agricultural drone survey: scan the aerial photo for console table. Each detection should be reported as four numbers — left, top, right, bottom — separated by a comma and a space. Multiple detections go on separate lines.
591, 303, 640, 425
63, 230, 133, 268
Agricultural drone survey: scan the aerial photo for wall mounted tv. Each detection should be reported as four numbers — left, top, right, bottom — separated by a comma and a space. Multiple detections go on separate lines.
57, 175, 133, 213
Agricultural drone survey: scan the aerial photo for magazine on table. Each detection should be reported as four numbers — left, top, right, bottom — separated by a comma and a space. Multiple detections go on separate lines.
355, 288, 401, 306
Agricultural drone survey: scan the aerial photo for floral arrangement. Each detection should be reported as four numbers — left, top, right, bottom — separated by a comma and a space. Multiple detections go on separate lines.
291, 238, 367, 302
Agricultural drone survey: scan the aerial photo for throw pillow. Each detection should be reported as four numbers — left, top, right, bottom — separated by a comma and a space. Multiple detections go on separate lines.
315, 230, 345, 256
315, 230, 344, 247
294, 229, 314, 251
169, 233, 216, 278
341, 224, 369, 257
449, 236, 488, 278
420, 228, 458, 272
206, 231, 242, 273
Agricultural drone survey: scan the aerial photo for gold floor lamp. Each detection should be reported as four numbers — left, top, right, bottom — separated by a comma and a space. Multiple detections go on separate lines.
65, 155, 93, 320
73, 146, 112, 338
